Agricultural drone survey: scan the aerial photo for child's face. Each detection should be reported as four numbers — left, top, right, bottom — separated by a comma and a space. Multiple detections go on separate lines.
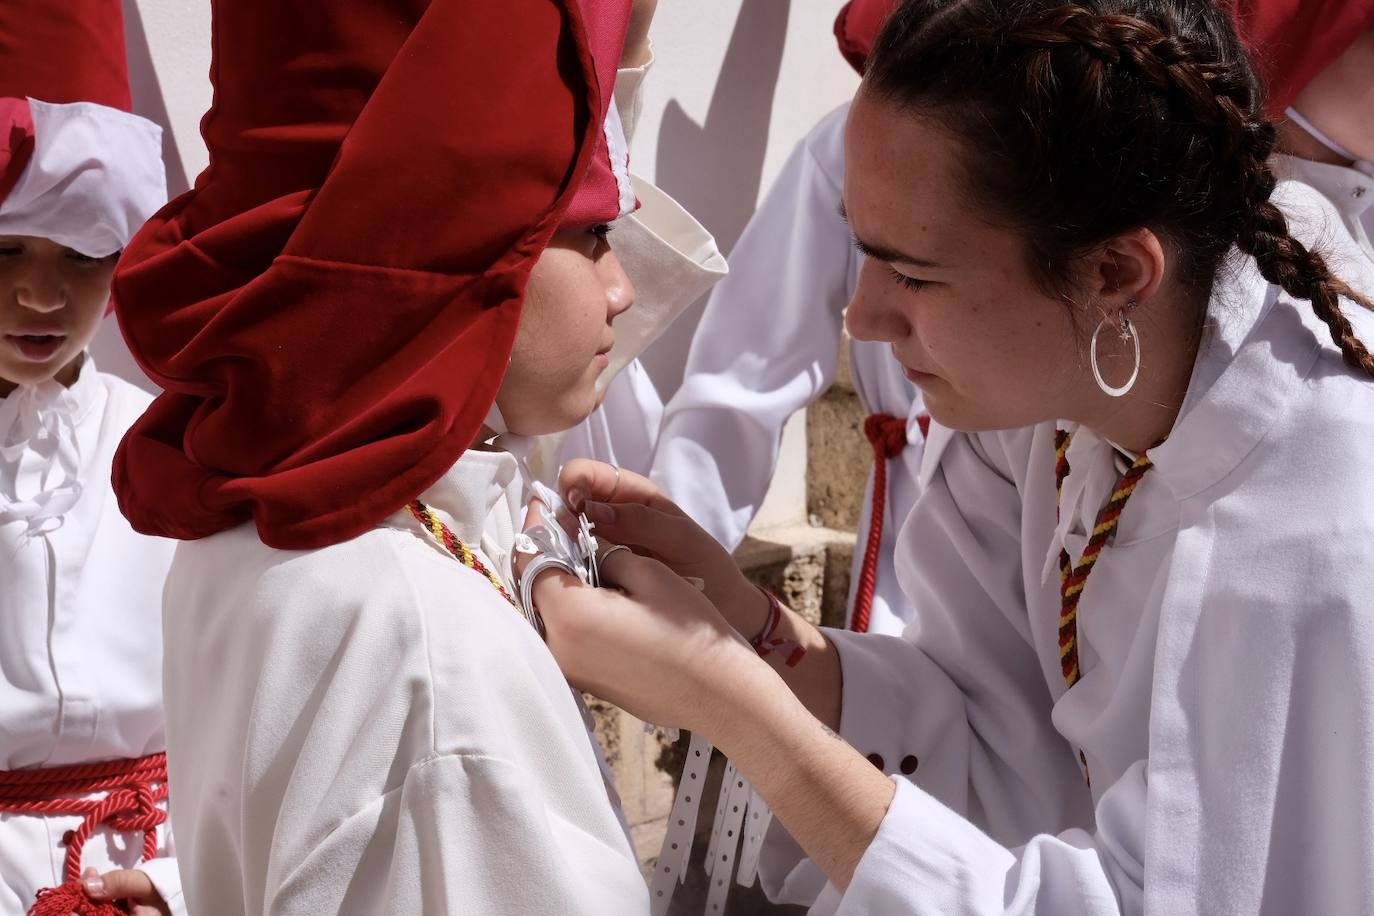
0, 236, 118, 396
495, 224, 635, 436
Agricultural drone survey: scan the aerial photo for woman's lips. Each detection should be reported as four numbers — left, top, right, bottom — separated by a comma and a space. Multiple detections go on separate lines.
6, 334, 66, 362
902, 364, 938, 385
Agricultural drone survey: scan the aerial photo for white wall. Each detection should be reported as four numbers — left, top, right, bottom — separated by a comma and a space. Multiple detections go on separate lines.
97, 0, 860, 527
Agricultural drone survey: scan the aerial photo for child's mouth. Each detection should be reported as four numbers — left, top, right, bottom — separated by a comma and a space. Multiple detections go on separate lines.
6, 334, 66, 362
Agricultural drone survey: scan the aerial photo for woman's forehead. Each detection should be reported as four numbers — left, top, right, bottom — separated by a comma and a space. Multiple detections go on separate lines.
843, 96, 982, 257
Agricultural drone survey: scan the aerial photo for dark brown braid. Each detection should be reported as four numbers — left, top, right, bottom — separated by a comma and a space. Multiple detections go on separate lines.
865, 0, 1374, 378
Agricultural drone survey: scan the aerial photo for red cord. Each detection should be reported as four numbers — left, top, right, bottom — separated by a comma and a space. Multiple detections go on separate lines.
0, 753, 168, 914
850, 414, 925, 633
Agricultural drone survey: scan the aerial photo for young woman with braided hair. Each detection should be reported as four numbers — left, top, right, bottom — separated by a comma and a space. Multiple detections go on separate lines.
516, 0, 1374, 913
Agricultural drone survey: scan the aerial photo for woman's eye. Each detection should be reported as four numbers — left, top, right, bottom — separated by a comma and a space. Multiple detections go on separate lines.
888, 267, 929, 293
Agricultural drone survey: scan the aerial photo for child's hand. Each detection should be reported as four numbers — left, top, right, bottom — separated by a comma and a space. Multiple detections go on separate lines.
559, 460, 769, 638
82, 867, 171, 916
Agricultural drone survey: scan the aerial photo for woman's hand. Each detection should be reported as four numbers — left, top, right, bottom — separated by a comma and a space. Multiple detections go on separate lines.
559, 459, 770, 639
82, 867, 172, 916
532, 542, 769, 734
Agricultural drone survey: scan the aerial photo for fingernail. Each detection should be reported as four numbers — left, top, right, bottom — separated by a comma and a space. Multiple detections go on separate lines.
566, 488, 586, 511
584, 501, 615, 524
83, 874, 105, 896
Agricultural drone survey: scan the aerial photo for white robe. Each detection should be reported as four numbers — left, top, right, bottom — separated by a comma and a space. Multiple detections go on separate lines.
649, 101, 925, 635
760, 179, 1374, 915
0, 358, 182, 916
160, 448, 650, 915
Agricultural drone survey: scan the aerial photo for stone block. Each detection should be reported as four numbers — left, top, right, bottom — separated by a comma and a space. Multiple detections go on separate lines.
805, 386, 871, 534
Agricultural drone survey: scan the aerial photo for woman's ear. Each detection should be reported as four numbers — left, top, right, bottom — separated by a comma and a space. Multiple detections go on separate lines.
1087, 227, 1167, 306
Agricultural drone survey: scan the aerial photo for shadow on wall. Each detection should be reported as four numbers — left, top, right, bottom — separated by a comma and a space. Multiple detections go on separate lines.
640, 0, 790, 392
92, 1, 191, 393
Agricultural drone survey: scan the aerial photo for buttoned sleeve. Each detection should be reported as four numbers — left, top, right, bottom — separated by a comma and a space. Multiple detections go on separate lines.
760, 427, 1096, 906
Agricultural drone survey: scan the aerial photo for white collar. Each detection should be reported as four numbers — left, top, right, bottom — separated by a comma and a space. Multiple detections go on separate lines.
1275, 153, 1374, 226
0, 354, 101, 531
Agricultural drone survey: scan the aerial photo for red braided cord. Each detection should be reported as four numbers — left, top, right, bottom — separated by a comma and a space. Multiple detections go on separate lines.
406, 500, 517, 607
851, 414, 921, 633
0, 753, 166, 802
0, 753, 168, 890
1053, 434, 1153, 689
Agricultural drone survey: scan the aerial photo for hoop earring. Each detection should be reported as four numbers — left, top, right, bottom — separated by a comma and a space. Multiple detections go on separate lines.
1090, 302, 1141, 398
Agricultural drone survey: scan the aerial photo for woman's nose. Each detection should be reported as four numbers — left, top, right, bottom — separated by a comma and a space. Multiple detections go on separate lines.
845, 260, 908, 344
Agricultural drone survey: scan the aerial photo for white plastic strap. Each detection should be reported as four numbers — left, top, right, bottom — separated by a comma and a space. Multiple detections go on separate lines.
703, 759, 732, 877
704, 765, 753, 914
736, 785, 773, 887
650, 731, 714, 914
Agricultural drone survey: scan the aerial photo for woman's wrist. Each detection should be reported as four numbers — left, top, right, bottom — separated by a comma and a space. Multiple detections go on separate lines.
717, 571, 773, 638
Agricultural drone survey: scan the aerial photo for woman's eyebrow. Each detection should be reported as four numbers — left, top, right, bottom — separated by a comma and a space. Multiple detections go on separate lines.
838, 201, 945, 269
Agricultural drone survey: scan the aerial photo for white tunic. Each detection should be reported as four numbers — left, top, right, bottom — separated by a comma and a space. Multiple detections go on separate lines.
160, 448, 650, 915
650, 102, 925, 635
760, 179, 1374, 915
0, 358, 182, 915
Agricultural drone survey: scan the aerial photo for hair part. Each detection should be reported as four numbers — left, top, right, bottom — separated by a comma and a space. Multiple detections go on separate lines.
865, 0, 1374, 377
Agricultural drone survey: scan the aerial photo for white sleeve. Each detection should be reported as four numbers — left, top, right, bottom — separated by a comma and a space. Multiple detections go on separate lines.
139, 854, 187, 916
836, 765, 1146, 916
650, 113, 853, 549
761, 429, 1097, 907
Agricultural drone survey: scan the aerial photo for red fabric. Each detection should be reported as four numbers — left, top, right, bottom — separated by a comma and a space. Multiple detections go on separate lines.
1228, 0, 1374, 116
0, 97, 34, 208
0, 0, 132, 111
833, 0, 899, 74
112, 0, 625, 549
565, 2, 633, 226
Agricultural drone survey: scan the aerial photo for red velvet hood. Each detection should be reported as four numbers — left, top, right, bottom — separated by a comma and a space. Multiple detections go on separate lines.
112, 0, 631, 549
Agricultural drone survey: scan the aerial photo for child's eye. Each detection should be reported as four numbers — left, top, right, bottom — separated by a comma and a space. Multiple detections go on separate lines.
591, 224, 614, 239
888, 267, 929, 293
65, 249, 119, 265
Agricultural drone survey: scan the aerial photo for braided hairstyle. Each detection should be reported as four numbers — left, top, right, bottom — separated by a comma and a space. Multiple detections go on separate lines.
864, 0, 1374, 377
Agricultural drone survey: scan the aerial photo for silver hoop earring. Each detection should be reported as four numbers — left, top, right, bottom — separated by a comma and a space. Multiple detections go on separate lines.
1090, 303, 1141, 398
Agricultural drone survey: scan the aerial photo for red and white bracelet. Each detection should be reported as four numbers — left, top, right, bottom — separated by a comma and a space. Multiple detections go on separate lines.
749, 587, 806, 668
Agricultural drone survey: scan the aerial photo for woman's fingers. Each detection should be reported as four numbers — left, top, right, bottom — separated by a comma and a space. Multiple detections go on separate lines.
582, 499, 702, 559
560, 459, 682, 515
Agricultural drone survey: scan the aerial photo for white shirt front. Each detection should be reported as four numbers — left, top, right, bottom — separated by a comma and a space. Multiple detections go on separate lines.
160, 448, 650, 915
760, 180, 1374, 915
0, 359, 181, 915
651, 101, 924, 635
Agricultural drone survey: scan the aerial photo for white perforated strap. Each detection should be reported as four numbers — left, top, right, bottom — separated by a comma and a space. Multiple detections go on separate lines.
650, 732, 714, 914
736, 785, 772, 887
705, 765, 753, 914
